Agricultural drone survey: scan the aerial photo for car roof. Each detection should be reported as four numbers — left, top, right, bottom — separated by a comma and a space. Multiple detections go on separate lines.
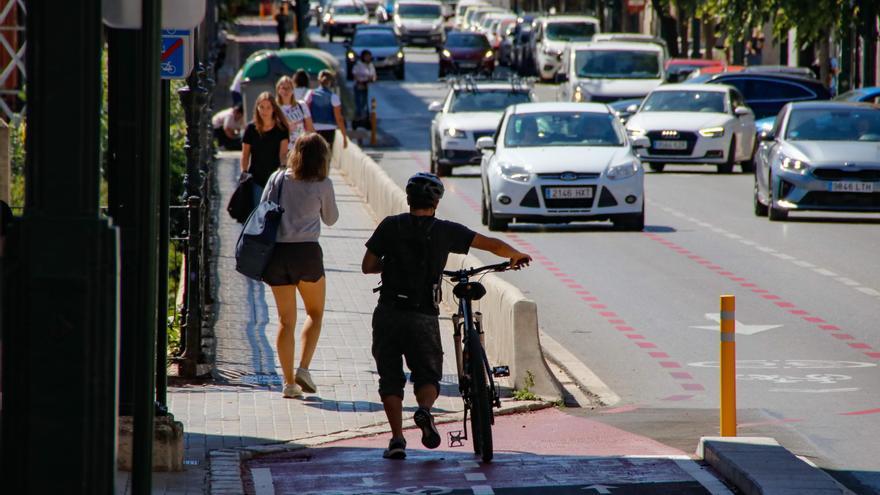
331, 0, 364, 6
707, 71, 822, 86
568, 41, 663, 52
396, 0, 442, 5
788, 101, 880, 111
650, 83, 729, 93
452, 82, 530, 91
509, 102, 610, 114
592, 33, 667, 45
448, 30, 486, 37
666, 58, 724, 67
539, 15, 600, 23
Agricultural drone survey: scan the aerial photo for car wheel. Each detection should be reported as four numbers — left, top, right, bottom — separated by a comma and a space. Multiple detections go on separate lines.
346, 65, 353, 81
329, 33, 334, 43
395, 63, 405, 80
487, 203, 508, 231
481, 189, 489, 226
648, 163, 665, 172
613, 205, 645, 231
718, 138, 736, 174
767, 174, 788, 221
753, 179, 768, 216
741, 160, 755, 173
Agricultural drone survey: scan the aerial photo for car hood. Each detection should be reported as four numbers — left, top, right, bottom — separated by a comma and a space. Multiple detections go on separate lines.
440, 112, 502, 131
448, 47, 487, 58
398, 18, 442, 29
351, 45, 400, 58
781, 141, 880, 166
497, 146, 633, 172
577, 78, 663, 99
332, 14, 368, 22
627, 112, 731, 131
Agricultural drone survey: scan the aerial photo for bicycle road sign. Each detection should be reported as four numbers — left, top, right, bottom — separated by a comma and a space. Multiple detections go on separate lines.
160, 29, 192, 79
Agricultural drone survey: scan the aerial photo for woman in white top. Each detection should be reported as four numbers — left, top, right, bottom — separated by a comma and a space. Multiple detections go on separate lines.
260, 133, 339, 398
275, 75, 315, 150
352, 50, 377, 121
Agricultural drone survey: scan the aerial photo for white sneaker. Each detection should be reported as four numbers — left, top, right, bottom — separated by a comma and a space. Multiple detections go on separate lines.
282, 383, 303, 398
295, 368, 317, 393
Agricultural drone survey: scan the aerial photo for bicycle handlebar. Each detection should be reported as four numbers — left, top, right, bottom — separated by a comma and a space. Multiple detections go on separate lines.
443, 261, 512, 279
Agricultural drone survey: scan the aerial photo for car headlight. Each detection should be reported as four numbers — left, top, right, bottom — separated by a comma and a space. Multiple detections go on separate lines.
347, 52, 356, 61
441, 49, 452, 59
780, 155, 810, 174
444, 127, 464, 138
500, 162, 531, 182
606, 161, 640, 180
698, 126, 725, 138
484, 50, 494, 59
627, 127, 646, 138
397, 50, 404, 59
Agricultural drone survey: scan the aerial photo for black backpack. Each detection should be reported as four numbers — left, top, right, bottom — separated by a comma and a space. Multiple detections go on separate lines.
380, 215, 439, 310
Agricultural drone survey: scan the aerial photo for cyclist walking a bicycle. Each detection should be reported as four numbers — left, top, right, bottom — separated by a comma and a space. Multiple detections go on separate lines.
361, 172, 531, 460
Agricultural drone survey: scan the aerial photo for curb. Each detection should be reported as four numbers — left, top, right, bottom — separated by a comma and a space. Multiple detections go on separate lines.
207, 400, 552, 494
538, 329, 620, 407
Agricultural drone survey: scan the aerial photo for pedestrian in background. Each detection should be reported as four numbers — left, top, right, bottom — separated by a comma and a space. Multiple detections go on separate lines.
293, 69, 311, 101
305, 70, 348, 149
276, 75, 315, 150
261, 133, 339, 398
361, 172, 531, 459
240, 91, 290, 204
275, 2, 290, 49
212, 103, 245, 150
352, 50, 377, 126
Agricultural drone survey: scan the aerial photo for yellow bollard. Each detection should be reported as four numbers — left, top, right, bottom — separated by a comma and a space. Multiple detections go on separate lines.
370, 97, 377, 146
720, 295, 736, 436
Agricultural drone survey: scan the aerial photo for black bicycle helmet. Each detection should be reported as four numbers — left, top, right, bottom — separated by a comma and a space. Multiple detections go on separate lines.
405, 172, 445, 202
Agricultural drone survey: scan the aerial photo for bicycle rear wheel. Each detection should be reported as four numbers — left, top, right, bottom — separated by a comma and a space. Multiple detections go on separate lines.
467, 331, 493, 462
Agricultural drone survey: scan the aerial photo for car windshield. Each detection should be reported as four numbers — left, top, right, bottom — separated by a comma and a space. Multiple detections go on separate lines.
334, 4, 366, 14
576, 50, 661, 79
641, 91, 726, 113
450, 90, 531, 112
785, 108, 880, 141
446, 34, 488, 48
397, 4, 441, 17
545, 22, 596, 41
353, 32, 399, 47
504, 112, 624, 147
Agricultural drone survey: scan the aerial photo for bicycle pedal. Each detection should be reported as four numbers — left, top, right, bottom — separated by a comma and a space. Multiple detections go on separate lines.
492, 365, 510, 377
448, 430, 464, 447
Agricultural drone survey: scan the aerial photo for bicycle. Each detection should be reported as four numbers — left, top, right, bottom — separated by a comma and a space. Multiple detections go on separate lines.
443, 261, 514, 463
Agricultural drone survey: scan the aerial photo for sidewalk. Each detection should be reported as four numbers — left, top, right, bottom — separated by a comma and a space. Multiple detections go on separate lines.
116, 152, 497, 494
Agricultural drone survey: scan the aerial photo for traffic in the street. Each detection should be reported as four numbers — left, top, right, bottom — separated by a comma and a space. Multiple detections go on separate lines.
309, 3, 880, 491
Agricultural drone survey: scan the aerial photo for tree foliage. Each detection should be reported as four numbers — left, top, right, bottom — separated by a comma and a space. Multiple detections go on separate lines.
699, 0, 858, 44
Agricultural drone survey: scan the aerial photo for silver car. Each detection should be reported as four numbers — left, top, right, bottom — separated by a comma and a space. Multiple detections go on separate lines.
753, 102, 880, 221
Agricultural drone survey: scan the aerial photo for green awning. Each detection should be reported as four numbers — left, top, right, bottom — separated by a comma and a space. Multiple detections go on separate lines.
240, 48, 341, 83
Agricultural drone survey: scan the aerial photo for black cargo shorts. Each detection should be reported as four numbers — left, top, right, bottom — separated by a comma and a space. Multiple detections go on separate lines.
371, 303, 443, 399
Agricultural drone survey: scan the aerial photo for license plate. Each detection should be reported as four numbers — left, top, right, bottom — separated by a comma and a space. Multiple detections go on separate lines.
413, 37, 427, 43
458, 61, 478, 68
544, 187, 593, 199
653, 140, 687, 150
830, 182, 874, 193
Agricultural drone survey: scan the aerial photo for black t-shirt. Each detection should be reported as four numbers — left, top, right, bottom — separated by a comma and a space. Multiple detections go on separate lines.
243, 123, 288, 187
366, 213, 476, 315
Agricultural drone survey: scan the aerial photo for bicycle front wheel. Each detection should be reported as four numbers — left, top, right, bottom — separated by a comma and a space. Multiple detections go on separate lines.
468, 331, 493, 462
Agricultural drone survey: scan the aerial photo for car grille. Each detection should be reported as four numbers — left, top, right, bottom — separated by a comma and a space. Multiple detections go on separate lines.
537, 172, 601, 180
811, 168, 880, 181
540, 185, 596, 209
646, 130, 698, 156
800, 191, 880, 208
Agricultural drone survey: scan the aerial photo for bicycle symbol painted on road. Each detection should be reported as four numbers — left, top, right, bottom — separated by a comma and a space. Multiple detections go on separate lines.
736, 373, 853, 385
688, 359, 876, 370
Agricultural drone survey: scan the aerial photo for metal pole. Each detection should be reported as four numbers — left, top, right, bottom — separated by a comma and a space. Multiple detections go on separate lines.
370, 97, 377, 146
720, 295, 736, 437
156, 79, 171, 413
2, 0, 118, 492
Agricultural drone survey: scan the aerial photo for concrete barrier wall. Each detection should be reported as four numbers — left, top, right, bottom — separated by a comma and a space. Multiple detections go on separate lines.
330, 134, 562, 401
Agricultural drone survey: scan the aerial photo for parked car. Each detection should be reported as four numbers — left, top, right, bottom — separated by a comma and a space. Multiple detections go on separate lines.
741, 65, 817, 79
626, 83, 757, 173
345, 26, 405, 80
531, 15, 601, 81
691, 72, 832, 119
437, 31, 495, 78
753, 101, 880, 220
429, 79, 534, 176
479, 102, 647, 231
834, 86, 880, 103
665, 58, 725, 83
321, 0, 370, 42
557, 41, 665, 103
393, 0, 446, 46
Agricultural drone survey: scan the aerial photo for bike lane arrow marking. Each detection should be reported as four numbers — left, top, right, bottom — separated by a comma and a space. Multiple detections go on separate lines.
691, 313, 783, 335
582, 484, 616, 494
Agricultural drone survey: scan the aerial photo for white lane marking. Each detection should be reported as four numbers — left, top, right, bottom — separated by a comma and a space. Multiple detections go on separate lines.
857, 287, 880, 296
691, 313, 782, 335
465, 473, 487, 481
725, 233, 742, 240
354, 477, 385, 487
251, 468, 274, 495
739, 239, 757, 246
458, 460, 480, 469
673, 459, 734, 494
471, 485, 495, 495
814, 268, 837, 276
792, 260, 816, 268
756, 246, 777, 253
769, 387, 860, 393
773, 253, 795, 260
837, 277, 861, 286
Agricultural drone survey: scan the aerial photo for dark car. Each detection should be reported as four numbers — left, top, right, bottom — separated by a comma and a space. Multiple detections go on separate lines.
438, 31, 495, 78
345, 26, 405, 80
692, 72, 831, 119
834, 86, 880, 104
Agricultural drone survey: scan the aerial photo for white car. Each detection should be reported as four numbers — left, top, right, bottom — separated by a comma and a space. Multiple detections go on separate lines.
625, 83, 757, 173
393, 0, 445, 46
557, 41, 666, 103
429, 80, 534, 176
478, 102, 647, 231
531, 15, 600, 81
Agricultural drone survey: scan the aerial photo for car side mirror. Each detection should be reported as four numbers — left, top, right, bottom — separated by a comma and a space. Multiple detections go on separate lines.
626, 104, 639, 114
734, 106, 751, 117
758, 130, 775, 142
428, 101, 443, 112
476, 136, 496, 151
631, 136, 650, 149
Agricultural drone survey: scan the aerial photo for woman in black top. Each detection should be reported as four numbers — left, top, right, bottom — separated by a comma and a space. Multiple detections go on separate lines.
240, 91, 290, 202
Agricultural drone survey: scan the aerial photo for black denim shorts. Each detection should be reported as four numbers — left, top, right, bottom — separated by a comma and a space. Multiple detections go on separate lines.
371, 303, 443, 399
262, 242, 324, 286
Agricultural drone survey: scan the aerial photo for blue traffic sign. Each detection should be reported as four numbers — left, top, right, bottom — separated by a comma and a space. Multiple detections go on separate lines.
160, 30, 192, 79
